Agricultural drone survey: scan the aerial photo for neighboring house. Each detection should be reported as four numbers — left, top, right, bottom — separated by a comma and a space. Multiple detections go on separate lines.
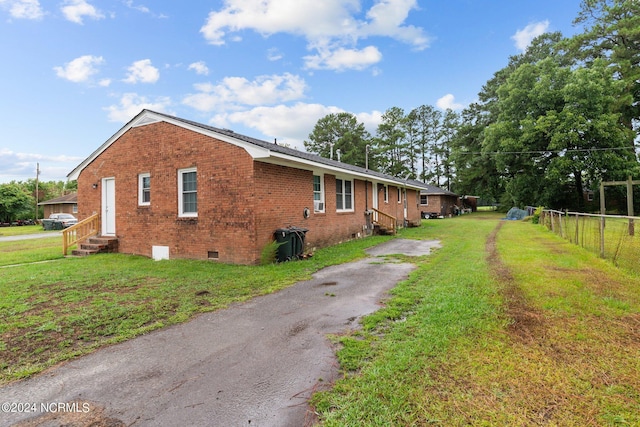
38, 193, 78, 218
418, 184, 460, 218
67, 109, 426, 264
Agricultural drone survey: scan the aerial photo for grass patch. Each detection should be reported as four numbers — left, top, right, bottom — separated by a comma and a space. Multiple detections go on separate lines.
0, 237, 65, 266
0, 234, 391, 384
0, 225, 52, 237
312, 214, 640, 426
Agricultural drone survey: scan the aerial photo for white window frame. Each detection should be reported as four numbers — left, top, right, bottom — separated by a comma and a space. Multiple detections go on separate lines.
420, 194, 429, 205
313, 174, 325, 213
336, 177, 354, 212
397, 187, 402, 204
383, 185, 389, 203
178, 167, 198, 217
138, 173, 151, 206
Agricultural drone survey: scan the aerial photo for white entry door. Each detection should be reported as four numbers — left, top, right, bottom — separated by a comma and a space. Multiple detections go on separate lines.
102, 177, 116, 236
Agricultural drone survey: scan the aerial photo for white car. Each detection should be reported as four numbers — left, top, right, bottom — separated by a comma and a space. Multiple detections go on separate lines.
49, 213, 78, 228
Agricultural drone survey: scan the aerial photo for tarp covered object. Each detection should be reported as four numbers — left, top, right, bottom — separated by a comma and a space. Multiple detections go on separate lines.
505, 207, 528, 220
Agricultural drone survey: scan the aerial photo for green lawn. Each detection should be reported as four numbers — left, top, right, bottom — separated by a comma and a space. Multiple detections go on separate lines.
0, 237, 65, 267
0, 225, 54, 237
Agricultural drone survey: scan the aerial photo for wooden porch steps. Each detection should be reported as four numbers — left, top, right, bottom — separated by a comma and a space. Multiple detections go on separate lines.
373, 224, 396, 236
71, 236, 118, 257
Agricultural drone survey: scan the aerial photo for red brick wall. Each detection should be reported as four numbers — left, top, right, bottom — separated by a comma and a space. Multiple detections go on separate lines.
78, 121, 257, 264
253, 165, 370, 254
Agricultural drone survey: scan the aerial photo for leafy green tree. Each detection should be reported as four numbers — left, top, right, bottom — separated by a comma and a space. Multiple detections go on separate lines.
484, 57, 636, 209
568, 0, 640, 135
451, 103, 502, 202
304, 112, 373, 168
0, 182, 34, 223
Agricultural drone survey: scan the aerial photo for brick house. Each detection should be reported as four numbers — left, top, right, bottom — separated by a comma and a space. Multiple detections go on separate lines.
418, 184, 460, 218
67, 110, 425, 264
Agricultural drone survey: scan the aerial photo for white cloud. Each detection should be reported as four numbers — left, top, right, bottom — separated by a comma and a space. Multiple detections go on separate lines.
267, 48, 283, 62
0, 148, 83, 182
183, 73, 307, 112
104, 93, 172, 122
512, 20, 550, 51
1, 0, 44, 20
211, 103, 344, 149
436, 94, 464, 111
53, 55, 104, 83
123, 0, 149, 14
123, 59, 160, 84
188, 61, 209, 76
200, 0, 429, 71
304, 45, 382, 71
361, 0, 430, 49
61, 0, 104, 24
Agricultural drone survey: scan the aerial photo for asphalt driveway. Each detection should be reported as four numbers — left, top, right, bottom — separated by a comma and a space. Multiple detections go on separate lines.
0, 239, 441, 427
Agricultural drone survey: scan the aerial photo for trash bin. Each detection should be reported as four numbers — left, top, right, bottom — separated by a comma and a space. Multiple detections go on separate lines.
42, 219, 53, 230
52, 221, 64, 230
274, 227, 308, 262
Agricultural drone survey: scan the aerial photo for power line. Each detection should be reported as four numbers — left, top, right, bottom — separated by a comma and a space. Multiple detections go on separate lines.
458, 146, 637, 156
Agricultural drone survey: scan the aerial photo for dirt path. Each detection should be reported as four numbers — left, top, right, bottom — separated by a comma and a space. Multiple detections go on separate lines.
0, 239, 441, 427
485, 221, 545, 343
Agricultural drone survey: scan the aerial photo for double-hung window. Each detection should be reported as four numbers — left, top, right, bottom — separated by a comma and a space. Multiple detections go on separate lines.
336, 178, 353, 211
178, 168, 197, 217
313, 175, 325, 212
138, 173, 150, 206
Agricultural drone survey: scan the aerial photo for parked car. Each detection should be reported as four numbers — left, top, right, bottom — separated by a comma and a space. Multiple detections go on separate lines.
49, 213, 78, 228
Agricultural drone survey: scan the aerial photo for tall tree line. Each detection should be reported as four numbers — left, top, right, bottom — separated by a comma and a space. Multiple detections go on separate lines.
304, 107, 459, 189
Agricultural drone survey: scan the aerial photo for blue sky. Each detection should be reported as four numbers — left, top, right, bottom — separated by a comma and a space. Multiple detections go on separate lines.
0, 0, 584, 183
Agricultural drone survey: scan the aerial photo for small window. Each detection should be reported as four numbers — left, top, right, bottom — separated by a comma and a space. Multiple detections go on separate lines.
313, 174, 325, 212
397, 188, 402, 203
420, 194, 428, 205
336, 178, 353, 211
138, 173, 151, 206
178, 168, 197, 217
383, 185, 389, 203
72, 204, 78, 213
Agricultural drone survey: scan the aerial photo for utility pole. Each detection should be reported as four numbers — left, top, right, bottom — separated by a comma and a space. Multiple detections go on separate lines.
35, 162, 40, 222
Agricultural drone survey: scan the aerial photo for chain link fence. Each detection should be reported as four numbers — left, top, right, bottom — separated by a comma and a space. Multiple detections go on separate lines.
541, 209, 640, 273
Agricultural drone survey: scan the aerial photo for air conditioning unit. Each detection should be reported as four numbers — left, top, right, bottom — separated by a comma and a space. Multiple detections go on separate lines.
314, 201, 324, 211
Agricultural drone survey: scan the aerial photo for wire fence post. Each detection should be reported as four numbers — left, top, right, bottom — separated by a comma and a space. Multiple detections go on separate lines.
599, 182, 606, 258
628, 176, 635, 237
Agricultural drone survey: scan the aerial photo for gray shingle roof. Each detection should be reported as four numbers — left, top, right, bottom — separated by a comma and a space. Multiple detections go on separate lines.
149, 110, 431, 189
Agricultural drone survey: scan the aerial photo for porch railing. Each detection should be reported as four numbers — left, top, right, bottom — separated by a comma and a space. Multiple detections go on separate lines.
371, 208, 397, 234
62, 213, 100, 255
